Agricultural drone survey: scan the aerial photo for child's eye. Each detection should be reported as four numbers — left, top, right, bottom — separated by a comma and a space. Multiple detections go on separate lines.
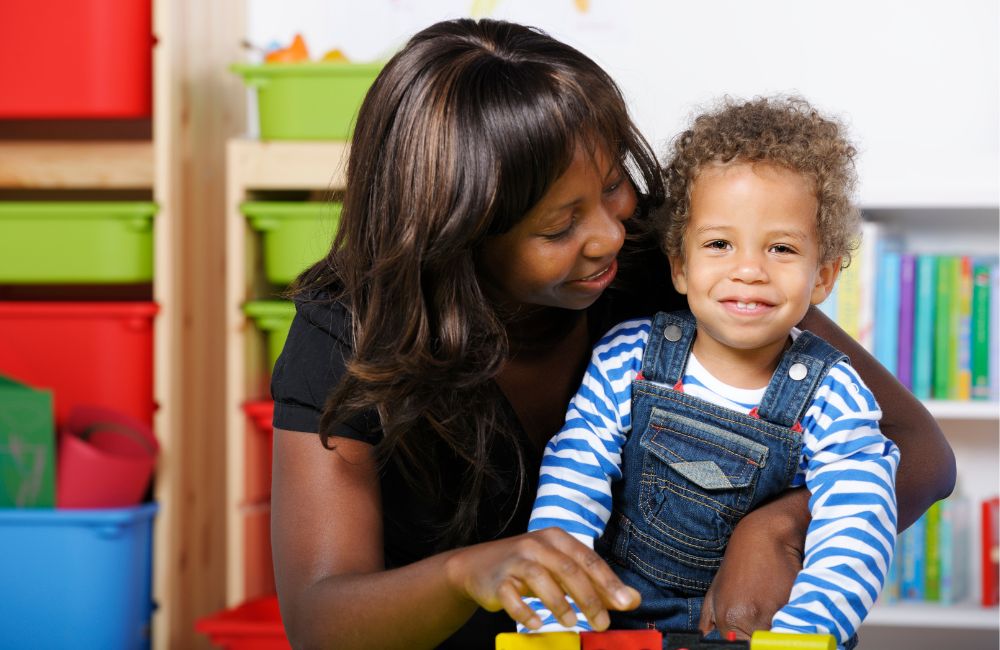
705, 240, 730, 250
770, 243, 797, 254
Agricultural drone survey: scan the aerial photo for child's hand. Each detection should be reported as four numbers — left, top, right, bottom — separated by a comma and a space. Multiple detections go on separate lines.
443, 527, 640, 631
699, 489, 807, 638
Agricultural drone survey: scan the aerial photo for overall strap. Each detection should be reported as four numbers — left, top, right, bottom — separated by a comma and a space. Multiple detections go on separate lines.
755, 330, 849, 428
640, 310, 697, 387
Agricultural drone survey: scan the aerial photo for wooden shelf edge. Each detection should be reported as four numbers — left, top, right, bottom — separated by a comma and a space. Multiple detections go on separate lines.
0, 141, 154, 189
228, 138, 349, 191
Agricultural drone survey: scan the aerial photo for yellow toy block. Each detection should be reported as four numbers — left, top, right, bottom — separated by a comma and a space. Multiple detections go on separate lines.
496, 631, 581, 650
750, 630, 836, 650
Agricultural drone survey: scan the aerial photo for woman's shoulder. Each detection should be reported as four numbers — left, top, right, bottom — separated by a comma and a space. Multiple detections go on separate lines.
291, 287, 353, 345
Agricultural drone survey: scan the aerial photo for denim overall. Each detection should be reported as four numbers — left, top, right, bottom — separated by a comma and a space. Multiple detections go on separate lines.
595, 310, 849, 641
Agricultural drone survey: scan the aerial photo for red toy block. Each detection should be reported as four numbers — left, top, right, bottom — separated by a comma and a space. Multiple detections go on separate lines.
581, 629, 663, 650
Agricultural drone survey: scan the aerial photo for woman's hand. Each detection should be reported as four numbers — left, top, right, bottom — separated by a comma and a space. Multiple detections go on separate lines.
444, 527, 640, 631
699, 489, 809, 639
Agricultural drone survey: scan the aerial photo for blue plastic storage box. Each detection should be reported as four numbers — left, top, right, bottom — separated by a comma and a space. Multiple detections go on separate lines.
0, 502, 158, 649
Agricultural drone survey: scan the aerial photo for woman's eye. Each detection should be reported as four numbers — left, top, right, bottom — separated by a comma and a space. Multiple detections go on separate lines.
541, 219, 575, 240
603, 178, 623, 194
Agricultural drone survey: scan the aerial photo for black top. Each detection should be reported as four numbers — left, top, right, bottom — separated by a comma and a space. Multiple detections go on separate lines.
270, 269, 682, 648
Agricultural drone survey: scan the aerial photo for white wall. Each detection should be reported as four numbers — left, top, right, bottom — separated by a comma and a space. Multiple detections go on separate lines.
245, 0, 999, 205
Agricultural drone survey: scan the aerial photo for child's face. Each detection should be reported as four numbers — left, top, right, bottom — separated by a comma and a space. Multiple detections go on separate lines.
478, 143, 637, 311
670, 162, 840, 358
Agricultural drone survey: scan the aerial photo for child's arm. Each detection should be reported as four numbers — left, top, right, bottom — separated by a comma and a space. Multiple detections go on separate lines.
800, 306, 953, 529
521, 319, 649, 632
769, 361, 900, 646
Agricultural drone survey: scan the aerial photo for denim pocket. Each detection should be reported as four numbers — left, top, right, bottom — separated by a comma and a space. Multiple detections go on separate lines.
638, 407, 768, 552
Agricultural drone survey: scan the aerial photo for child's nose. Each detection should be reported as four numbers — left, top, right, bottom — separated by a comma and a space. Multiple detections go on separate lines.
731, 252, 768, 282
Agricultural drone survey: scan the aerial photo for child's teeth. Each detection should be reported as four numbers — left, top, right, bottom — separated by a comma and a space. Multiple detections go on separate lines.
736, 301, 757, 310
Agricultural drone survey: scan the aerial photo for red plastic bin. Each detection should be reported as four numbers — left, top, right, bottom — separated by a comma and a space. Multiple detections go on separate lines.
0, 0, 153, 118
0, 302, 157, 427
196, 596, 290, 650
243, 400, 275, 503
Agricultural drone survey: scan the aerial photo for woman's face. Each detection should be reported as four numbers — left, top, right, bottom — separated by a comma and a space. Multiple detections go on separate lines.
478, 144, 637, 312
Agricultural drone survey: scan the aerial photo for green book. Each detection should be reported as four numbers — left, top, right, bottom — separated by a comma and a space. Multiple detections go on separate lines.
933, 256, 958, 399
924, 500, 942, 601
972, 261, 992, 399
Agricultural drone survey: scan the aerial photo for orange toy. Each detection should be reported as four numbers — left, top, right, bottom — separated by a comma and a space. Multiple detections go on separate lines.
265, 33, 310, 63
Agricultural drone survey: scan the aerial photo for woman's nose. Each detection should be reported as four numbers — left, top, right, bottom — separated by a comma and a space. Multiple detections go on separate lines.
583, 210, 626, 259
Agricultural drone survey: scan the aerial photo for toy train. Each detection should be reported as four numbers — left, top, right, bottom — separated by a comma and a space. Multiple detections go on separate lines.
496, 629, 837, 650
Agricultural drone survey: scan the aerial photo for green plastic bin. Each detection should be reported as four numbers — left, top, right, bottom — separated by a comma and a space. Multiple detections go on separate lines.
242, 201, 340, 286
231, 62, 383, 140
243, 300, 295, 371
0, 202, 156, 283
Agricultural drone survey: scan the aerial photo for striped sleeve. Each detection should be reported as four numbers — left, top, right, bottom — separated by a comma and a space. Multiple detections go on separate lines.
519, 318, 649, 633
770, 361, 900, 646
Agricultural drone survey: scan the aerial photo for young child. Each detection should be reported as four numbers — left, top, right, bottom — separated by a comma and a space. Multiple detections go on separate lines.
521, 97, 899, 648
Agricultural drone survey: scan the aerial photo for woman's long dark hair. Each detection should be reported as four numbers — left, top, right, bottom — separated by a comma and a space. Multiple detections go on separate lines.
294, 18, 664, 546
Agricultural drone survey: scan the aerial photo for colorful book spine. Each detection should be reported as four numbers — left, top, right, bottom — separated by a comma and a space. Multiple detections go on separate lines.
992, 260, 1000, 402
933, 256, 958, 399
897, 253, 916, 390
912, 255, 937, 400
874, 250, 902, 375
955, 257, 973, 400
971, 260, 992, 400
837, 243, 862, 342
982, 497, 999, 607
901, 513, 926, 600
856, 221, 881, 351
939, 495, 970, 605
923, 500, 942, 601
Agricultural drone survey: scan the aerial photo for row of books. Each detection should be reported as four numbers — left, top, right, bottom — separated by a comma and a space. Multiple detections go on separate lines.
883, 494, 999, 607
820, 222, 998, 401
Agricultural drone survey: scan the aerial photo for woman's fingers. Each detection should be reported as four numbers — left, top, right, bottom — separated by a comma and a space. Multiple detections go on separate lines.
450, 528, 640, 631
537, 528, 639, 610
517, 529, 639, 629
497, 579, 542, 630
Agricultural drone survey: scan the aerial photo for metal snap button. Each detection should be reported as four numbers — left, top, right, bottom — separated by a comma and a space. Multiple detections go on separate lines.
788, 362, 808, 381
663, 324, 682, 342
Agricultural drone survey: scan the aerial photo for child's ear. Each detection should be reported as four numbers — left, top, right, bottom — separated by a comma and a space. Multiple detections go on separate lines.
669, 255, 689, 295
811, 256, 842, 305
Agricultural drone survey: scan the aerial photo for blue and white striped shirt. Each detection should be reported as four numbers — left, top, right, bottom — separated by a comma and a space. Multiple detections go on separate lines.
525, 318, 899, 646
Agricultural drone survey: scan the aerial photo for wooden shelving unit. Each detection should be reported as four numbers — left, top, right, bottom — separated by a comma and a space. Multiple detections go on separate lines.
0, 141, 153, 188
0, 2, 245, 648
224, 138, 349, 606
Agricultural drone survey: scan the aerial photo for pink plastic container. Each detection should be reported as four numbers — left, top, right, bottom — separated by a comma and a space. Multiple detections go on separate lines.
57, 405, 158, 508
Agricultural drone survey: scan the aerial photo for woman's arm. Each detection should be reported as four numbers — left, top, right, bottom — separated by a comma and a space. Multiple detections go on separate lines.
699, 307, 956, 639
271, 429, 638, 649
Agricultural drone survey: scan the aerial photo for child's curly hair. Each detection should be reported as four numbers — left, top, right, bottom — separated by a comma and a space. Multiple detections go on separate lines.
661, 96, 860, 267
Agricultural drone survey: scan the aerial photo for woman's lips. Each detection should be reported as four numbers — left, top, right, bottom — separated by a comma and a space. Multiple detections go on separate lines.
570, 258, 618, 290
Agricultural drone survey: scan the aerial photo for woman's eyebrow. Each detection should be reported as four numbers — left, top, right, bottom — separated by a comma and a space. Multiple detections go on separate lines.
538, 197, 582, 219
